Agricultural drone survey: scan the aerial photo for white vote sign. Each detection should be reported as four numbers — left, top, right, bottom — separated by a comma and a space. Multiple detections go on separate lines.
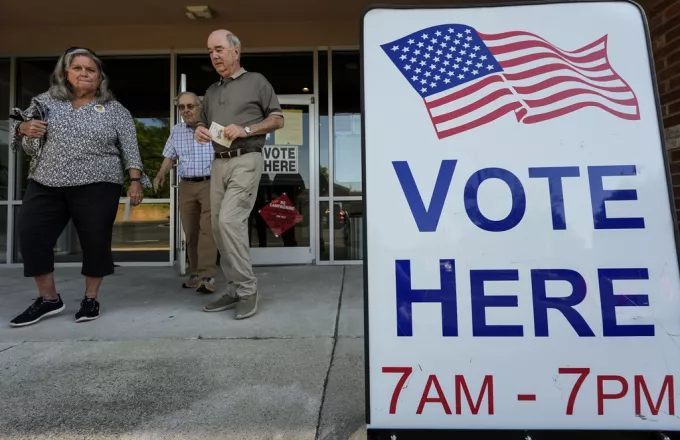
362, 1, 680, 432
263, 145, 298, 175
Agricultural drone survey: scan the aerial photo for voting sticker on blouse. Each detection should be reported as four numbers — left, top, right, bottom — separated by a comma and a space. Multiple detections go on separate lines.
209, 122, 232, 148
94, 104, 105, 113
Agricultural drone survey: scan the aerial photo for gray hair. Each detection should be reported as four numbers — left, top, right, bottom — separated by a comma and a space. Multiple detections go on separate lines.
226, 33, 241, 49
175, 91, 202, 105
49, 49, 114, 103
226, 33, 241, 60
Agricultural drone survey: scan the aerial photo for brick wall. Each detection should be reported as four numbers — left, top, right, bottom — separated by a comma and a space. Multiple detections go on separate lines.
645, 0, 680, 224
647, 0, 680, 130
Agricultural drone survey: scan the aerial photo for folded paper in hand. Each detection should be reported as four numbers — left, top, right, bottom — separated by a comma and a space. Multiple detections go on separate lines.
209, 122, 232, 148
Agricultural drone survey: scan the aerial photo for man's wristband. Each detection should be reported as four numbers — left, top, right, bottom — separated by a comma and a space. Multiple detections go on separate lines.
130, 177, 141, 182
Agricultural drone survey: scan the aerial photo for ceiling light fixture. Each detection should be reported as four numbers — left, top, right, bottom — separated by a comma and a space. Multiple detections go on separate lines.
302, 87, 310, 93
185, 5, 214, 19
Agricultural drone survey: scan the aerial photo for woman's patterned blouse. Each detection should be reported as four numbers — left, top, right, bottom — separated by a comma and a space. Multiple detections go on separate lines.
10, 92, 151, 188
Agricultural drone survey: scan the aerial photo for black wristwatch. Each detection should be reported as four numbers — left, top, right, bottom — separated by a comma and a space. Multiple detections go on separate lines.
130, 177, 141, 182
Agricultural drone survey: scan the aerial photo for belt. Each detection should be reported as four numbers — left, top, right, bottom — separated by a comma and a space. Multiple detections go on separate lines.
214, 146, 262, 159
182, 176, 211, 182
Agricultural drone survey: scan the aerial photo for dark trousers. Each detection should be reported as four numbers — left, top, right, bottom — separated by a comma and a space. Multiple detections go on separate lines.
19, 180, 122, 278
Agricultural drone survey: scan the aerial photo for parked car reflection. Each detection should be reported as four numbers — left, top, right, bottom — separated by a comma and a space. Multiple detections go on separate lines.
323, 202, 350, 231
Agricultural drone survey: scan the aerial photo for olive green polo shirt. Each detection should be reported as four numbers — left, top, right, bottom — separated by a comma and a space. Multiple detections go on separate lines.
199, 67, 283, 153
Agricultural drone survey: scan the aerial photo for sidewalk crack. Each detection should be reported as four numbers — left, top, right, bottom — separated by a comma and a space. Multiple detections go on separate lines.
0, 343, 23, 354
314, 265, 346, 440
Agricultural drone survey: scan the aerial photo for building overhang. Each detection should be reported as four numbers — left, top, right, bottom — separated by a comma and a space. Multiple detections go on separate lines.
12, 0, 658, 54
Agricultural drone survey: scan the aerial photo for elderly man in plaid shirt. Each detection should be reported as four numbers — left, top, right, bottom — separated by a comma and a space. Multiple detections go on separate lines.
154, 91, 218, 293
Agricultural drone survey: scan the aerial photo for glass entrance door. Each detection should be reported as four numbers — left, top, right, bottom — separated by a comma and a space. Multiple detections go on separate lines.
250, 96, 316, 265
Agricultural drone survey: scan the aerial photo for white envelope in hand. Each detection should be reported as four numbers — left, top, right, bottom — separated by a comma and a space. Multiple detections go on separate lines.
209, 122, 233, 148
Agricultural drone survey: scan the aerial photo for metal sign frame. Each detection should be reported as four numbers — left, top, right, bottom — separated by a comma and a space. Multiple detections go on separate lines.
360, 1, 680, 438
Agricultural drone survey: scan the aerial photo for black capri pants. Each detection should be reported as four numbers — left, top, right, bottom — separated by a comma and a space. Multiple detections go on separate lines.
19, 180, 122, 278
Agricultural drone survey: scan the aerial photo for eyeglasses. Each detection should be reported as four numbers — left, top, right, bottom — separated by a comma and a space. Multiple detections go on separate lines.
177, 104, 198, 111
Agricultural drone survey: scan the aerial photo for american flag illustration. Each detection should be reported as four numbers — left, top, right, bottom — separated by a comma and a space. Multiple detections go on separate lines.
381, 24, 640, 139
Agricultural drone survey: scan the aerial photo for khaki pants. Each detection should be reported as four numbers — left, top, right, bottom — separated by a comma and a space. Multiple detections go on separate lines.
179, 179, 218, 278
210, 152, 264, 297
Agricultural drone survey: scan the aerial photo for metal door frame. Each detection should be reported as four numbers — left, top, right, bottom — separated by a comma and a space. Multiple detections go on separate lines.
251, 94, 317, 266
172, 74, 188, 275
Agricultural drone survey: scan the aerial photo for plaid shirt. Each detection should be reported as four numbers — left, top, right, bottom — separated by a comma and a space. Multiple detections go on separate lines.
162, 122, 214, 178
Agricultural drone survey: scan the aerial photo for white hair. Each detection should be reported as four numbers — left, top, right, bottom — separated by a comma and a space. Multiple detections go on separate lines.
48, 49, 114, 103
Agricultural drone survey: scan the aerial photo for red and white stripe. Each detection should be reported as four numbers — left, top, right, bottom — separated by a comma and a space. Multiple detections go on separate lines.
424, 74, 524, 138
479, 30, 640, 124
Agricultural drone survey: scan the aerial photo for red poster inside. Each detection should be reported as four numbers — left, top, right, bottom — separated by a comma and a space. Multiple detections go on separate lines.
259, 193, 303, 237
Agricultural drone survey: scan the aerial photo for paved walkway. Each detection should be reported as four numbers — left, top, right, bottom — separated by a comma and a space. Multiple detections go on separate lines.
0, 265, 366, 440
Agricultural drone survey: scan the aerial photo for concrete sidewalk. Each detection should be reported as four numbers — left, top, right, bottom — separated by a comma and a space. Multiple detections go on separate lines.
0, 265, 366, 440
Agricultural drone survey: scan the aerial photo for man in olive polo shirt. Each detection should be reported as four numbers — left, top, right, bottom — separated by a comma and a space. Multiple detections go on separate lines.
194, 29, 284, 320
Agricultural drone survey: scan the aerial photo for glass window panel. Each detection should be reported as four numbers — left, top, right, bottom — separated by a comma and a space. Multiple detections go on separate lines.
16, 58, 55, 109
14, 58, 56, 200
321, 200, 364, 262
331, 52, 362, 197
0, 121, 8, 201
0, 58, 9, 201
112, 202, 171, 262
319, 201, 330, 261
177, 52, 314, 98
319, 50, 329, 197
0, 205, 6, 263
11, 206, 17, 262
332, 200, 363, 261
0, 58, 9, 121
